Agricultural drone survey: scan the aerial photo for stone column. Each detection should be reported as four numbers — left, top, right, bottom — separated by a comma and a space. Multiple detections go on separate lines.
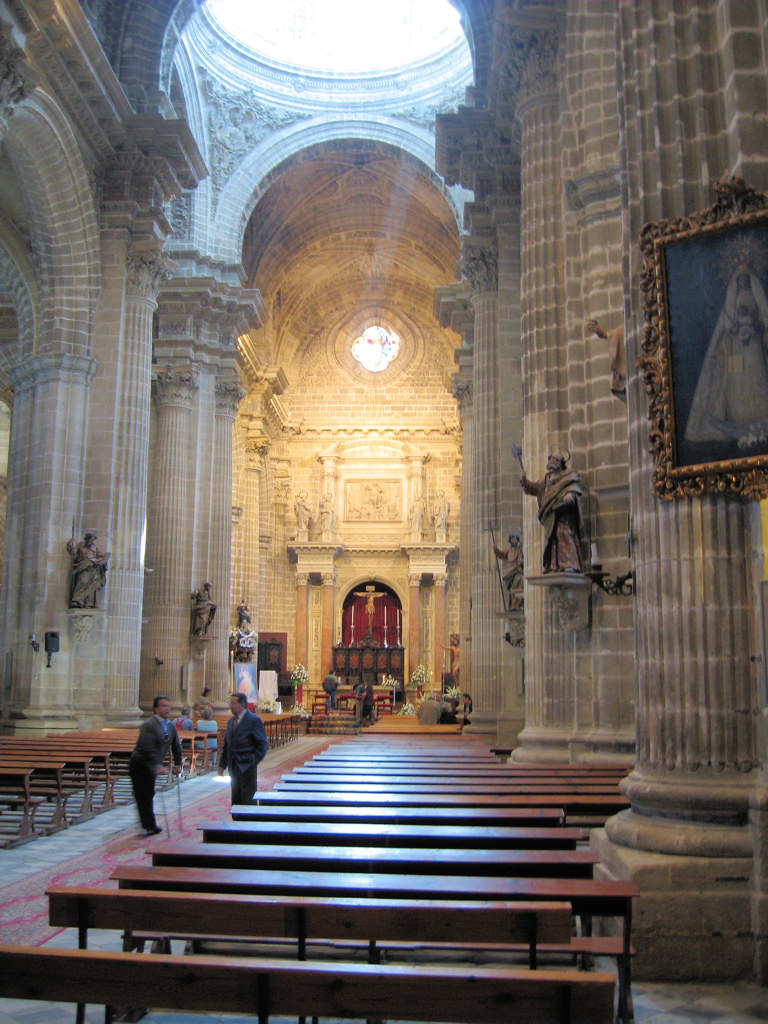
592, 0, 762, 981
433, 573, 447, 687
463, 242, 504, 742
295, 572, 309, 674
142, 368, 199, 699
506, 26, 577, 763
242, 436, 268, 628
408, 572, 421, 676
102, 249, 170, 724
205, 379, 244, 694
321, 571, 335, 677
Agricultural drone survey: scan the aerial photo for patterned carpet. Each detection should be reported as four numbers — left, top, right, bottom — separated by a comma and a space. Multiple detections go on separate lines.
0, 735, 332, 947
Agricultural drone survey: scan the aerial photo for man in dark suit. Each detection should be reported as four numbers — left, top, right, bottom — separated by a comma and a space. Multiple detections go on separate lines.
129, 695, 183, 836
218, 692, 268, 804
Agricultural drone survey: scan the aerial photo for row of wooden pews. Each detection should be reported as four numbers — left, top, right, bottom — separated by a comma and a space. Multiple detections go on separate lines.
0, 735, 640, 1024
0, 713, 300, 847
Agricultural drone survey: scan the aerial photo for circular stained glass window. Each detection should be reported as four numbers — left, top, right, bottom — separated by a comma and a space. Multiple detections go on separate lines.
351, 326, 401, 373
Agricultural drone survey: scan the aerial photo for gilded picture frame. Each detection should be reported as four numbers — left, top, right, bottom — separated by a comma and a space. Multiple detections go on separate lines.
639, 176, 768, 500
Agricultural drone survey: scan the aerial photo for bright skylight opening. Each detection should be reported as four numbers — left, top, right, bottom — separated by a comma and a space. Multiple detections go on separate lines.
351, 326, 401, 373
207, 0, 465, 74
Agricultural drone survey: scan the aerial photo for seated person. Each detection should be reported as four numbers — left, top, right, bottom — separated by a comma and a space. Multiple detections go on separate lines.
174, 705, 194, 731
194, 704, 218, 766
417, 698, 441, 725
462, 693, 473, 724
438, 698, 459, 725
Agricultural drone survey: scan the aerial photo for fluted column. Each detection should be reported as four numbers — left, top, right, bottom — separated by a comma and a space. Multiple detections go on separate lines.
243, 438, 267, 628
433, 573, 447, 686
142, 368, 199, 699
464, 243, 503, 742
206, 379, 244, 692
321, 571, 335, 677
508, 27, 576, 763
295, 572, 309, 673
408, 572, 421, 676
592, 0, 761, 981
103, 250, 169, 723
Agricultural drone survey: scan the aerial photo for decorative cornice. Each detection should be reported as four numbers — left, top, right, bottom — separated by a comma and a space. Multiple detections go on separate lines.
451, 377, 473, 412
0, 20, 34, 140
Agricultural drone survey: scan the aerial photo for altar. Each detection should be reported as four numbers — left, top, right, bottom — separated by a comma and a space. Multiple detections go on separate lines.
333, 642, 405, 693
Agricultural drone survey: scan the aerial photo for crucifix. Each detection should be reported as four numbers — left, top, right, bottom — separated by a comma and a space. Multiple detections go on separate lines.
353, 584, 386, 642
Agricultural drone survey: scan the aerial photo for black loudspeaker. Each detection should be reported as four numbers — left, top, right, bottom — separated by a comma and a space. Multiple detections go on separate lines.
44, 631, 60, 653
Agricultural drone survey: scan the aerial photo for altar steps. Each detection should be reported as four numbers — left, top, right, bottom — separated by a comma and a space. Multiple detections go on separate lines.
306, 711, 362, 736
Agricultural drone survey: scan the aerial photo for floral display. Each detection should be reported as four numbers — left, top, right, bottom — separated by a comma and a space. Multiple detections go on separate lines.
408, 663, 429, 689
397, 702, 416, 716
290, 663, 309, 684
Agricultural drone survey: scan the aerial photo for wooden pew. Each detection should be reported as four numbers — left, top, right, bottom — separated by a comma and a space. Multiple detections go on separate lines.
0, 945, 616, 1024
0, 767, 42, 845
230, 803, 567, 827
111, 864, 637, 1024
199, 819, 588, 849
252, 786, 631, 823
278, 774, 624, 792
0, 756, 94, 832
148, 840, 600, 878
46, 886, 574, 970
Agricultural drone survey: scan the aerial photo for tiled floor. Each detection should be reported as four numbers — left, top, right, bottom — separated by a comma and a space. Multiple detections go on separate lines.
1, 738, 767, 1024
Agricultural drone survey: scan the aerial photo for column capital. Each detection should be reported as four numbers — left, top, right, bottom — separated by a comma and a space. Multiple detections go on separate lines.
451, 376, 473, 413
321, 572, 336, 588
295, 572, 310, 588
151, 367, 199, 408
408, 573, 422, 588
434, 573, 448, 588
126, 249, 174, 302
501, 24, 560, 119
244, 436, 270, 467
462, 241, 498, 296
215, 378, 246, 419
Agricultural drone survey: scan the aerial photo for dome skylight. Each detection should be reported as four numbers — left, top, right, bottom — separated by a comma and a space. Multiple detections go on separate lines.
207, 0, 465, 75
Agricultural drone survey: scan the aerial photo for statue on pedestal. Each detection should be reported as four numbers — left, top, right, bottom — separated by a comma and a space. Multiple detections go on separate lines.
520, 448, 584, 573
191, 582, 217, 635
66, 531, 110, 608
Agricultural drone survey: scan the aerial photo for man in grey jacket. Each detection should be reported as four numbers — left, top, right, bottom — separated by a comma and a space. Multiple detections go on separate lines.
129, 695, 182, 836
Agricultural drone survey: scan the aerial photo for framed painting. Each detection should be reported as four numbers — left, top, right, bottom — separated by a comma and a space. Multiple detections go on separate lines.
639, 176, 768, 499
233, 661, 257, 700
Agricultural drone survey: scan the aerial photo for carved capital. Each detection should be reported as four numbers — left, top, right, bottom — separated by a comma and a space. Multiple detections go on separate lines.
245, 437, 270, 466
151, 368, 199, 408
408, 573, 422, 589
215, 378, 246, 418
462, 243, 498, 295
502, 27, 559, 116
451, 377, 473, 412
296, 572, 310, 588
321, 572, 336, 588
126, 250, 173, 301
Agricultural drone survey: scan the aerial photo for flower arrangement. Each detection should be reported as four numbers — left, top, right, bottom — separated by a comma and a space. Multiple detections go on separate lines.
291, 700, 310, 719
444, 684, 461, 702
381, 674, 397, 689
290, 663, 309, 684
408, 663, 429, 689
257, 696, 279, 714
398, 701, 416, 716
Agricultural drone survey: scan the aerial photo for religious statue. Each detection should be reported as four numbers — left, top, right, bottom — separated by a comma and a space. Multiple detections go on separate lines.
191, 582, 217, 635
492, 532, 525, 609
294, 491, 311, 532
319, 492, 334, 533
683, 268, 768, 445
353, 584, 385, 640
432, 490, 449, 531
408, 493, 426, 538
520, 448, 584, 573
66, 531, 110, 608
587, 318, 626, 399
237, 600, 251, 629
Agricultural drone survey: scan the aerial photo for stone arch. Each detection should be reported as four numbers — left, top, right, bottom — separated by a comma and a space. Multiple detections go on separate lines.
2, 89, 100, 358
0, 223, 37, 382
208, 120, 457, 266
